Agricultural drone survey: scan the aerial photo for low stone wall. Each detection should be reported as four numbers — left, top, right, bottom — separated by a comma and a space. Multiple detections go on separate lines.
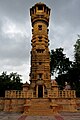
4, 98, 25, 112
0, 98, 5, 111
5, 90, 76, 99
48, 90, 76, 98
5, 90, 33, 98
76, 98, 80, 111
0, 97, 26, 112
0, 97, 80, 113
51, 98, 77, 112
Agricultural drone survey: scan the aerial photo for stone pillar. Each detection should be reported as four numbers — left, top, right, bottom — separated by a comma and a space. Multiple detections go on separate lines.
36, 85, 38, 98
43, 85, 44, 98
4, 99, 11, 112
23, 99, 31, 114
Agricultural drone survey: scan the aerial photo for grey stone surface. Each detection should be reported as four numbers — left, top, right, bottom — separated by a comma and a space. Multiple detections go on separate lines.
0, 112, 21, 120
0, 112, 80, 120
61, 112, 80, 120
25, 116, 55, 120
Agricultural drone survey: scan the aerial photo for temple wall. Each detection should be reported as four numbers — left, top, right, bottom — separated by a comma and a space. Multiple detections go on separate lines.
76, 98, 80, 111
0, 98, 25, 112
0, 98, 5, 111
4, 98, 25, 112
50, 98, 77, 112
0, 89, 80, 113
0, 97, 80, 112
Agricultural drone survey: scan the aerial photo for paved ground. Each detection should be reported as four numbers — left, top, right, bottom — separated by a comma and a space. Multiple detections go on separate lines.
61, 112, 80, 120
0, 112, 80, 120
0, 112, 20, 120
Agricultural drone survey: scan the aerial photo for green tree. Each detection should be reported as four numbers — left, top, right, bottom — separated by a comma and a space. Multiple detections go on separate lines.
50, 37, 80, 97
50, 48, 72, 76
0, 72, 23, 97
74, 35, 80, 66
50, 48, 72, 89
72, 35, 80, 96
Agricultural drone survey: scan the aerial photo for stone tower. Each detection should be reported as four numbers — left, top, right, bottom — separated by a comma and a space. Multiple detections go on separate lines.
3, 3, 76, 115
30, 2, 51, 98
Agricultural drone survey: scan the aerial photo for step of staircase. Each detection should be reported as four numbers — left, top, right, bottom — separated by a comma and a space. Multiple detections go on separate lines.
29, 109, 54, 116
27, 98, 54, 116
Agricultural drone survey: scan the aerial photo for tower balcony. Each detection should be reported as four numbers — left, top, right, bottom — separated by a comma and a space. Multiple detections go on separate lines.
30, 2, 50, 27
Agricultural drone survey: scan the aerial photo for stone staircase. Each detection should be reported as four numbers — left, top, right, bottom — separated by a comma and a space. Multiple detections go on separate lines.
28, 98, 54, 116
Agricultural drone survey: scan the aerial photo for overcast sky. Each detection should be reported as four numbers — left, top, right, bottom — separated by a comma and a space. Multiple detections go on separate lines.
0, 0, 80, 83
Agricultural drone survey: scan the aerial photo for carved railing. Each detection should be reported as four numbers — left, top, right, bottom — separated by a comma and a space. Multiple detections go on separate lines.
5, 90, 76, 99
5, 90, 33, 98
48, 90, 76, 98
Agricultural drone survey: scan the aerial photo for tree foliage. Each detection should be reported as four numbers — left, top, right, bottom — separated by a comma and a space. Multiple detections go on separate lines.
73, 35, 80, 96
74, 35, 80, 65
50, 36, 80, 97
50, 48, 72, 89
50, 48, 72, 76
0, 72, 23, 97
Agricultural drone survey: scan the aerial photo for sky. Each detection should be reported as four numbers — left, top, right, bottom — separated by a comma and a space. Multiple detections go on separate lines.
0, 0, 80, 83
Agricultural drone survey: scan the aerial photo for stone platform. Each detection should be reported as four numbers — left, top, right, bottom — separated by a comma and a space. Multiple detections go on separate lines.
0, 112, 80, 120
